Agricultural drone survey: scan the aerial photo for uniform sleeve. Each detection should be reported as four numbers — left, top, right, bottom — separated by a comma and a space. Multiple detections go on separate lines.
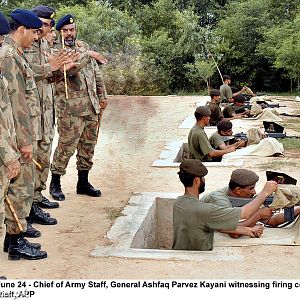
209, 133, 225, 149
198, 131, 213, 155
207, 205, 242, 230
225, 85, 233, 99
30, 62, 52, 82
93, 59, 107, 100
2, 55, 33, 147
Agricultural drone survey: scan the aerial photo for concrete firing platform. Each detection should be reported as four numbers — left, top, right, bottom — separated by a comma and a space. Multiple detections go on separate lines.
91, 192, 244, 261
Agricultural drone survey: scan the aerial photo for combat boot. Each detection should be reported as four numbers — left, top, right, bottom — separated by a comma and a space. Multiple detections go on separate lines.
3, 233, 41, 252
49, 173, 65, 201
8, 234, 47, 260
37, 195, 59, 209
23, 222, 41, 238
27, 202, 58, 225
76, 170, 101, 197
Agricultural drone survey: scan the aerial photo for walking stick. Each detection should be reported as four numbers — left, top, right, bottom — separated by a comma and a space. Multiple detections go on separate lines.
208, 52, 223, 83
61, 30, 69, 100
32, 158, 43, 171
4, 184, 23, 232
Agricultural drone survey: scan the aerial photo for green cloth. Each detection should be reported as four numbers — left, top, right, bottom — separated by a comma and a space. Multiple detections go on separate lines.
172, 194, 242, 251
188, 124, 213, 161
220, 84, 232, 102
207, 102, 222, 125
200, 187, 232, 208
222, 104, 235, 118
209, 132, 225, 150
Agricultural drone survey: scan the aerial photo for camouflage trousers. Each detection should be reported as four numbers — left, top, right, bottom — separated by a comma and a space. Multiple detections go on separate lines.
33, 127, 55, 202
5, 144, 36, 234
51, 114, 99, 176
0, 164, 9, 237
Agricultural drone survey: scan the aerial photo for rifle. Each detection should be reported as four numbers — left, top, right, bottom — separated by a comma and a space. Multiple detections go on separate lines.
263, 121, 300, 139
222, 132, 248, 145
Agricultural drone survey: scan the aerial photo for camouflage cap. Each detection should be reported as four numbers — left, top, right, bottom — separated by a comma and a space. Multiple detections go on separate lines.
195, 106, 211, 116
210, 89, 221, 97
179, 159, 208, 177
230, 169, 259, 186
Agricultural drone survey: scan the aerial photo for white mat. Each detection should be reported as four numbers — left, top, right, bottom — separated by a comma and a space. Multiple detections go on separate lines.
215, 216, 300, 246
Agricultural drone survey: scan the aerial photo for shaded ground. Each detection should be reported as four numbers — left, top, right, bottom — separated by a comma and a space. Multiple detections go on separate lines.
1, 95, 300, 279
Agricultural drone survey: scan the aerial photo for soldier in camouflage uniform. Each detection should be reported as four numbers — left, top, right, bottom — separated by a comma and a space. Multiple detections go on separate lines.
0, 9, 47, 260
49, 14, 107, 200
24, 6, 69, 222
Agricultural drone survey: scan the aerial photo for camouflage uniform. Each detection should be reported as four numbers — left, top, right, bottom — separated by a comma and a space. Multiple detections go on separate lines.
51, 40, 106, 175
24, 38, 55, 203
0, 73, 20, 237
0, 37, 41, 234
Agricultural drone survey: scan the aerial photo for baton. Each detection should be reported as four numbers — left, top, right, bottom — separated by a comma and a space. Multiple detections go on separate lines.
61, 30, 69, 100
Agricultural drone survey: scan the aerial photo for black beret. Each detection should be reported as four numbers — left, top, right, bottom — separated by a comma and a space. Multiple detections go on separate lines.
10, 9, 42, 29
31, 5, 55, 19
0, 12, 9, 35
230, 169, 259, 186
195, 106, 211, 116
210, 89, 221, 97
217, 120, 232, 132
179, 159, 208, 177
56, 14, 75, 31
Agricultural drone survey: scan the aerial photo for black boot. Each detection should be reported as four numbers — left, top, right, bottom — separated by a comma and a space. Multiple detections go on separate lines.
3, 233, 41, 253
8, 234, 47, 260
77, 170, 101, 197
37, 196, 59, 209
27, 203, 58, 225
23, 222, 41, 238
49, 173, 65, 201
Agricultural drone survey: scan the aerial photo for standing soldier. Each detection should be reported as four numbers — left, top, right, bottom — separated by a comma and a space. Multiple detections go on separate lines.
49, 14, 108, 200
0, 11, 21, 268
24, 6, 69, 226
0, 9, 47, 260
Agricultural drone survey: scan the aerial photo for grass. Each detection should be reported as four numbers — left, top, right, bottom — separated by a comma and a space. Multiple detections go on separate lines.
258, 159, 297, 170
279, 138, 300, 150
103, 207, 125, 221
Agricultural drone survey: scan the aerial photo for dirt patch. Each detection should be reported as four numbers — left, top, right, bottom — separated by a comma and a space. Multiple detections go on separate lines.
1, 95, 300, 279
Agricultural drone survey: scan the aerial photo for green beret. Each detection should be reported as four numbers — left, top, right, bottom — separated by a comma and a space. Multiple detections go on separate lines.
210, 89, 221, 97
179, 159, 208, 177
230, 169, 259, 186
195, 106, 211, 116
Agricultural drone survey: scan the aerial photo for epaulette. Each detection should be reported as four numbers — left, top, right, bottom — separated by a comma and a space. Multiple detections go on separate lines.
4, 47, 14, 58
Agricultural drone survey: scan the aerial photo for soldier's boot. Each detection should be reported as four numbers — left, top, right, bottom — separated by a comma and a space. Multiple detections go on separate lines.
3, 233, 41, 252
27, 202, 58, 225
76, 170, 101, 197
8, 234, 47, 260
37, 195, 59, 209
49, 174, 65, 201
23, 222, 41, 238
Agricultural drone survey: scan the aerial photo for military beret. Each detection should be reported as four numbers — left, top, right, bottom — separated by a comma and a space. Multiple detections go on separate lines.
210, 89, 221, 97
217, 120, 232, 132
0, 12, 9, 35
56, 14, 75, 31
10, 9, 42, 29
230, 169, 259, 186
179, 159, 208, 177
195, 106, 211, 116
31, 5, 55, 19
